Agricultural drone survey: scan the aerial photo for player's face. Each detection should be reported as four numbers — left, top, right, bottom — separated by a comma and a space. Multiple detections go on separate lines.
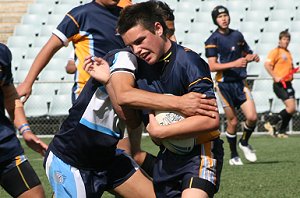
165, 20, 176, 42
216, 13, 230, 29
122, 23, 170, 65
279, 36, 290, 49
96, 0, 120, 7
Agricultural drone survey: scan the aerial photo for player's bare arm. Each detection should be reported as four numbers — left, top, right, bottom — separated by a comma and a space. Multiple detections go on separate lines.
264, 61, 281, 82
146, 104, 220, 139
245, 54, 260, 62
16, 35, 63, 102
208, 56, 247, 72
84, 55, 218, 117
3, 84, 48, 156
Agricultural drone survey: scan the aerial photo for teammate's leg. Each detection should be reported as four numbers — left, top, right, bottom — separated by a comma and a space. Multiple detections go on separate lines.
223, 106, 242, 165
113, 169, 156, 198
1, 159, 45, 198
239, 95, 257, 162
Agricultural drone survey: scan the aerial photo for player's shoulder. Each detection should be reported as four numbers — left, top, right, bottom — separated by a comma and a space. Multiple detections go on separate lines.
176, 44, 207, 67
205, 30, 220, 44
0, 43, 12, 67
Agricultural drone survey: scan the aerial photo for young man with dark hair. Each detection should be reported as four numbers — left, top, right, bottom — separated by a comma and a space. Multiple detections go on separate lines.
205, 5, 260, 165
264, 30, 297, 138
86, 1, 223, 197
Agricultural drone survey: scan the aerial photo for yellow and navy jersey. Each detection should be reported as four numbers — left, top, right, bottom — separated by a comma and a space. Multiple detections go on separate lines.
265, 47, 293, 81
106, 43, 220, 144
49, 77, 127, 170
0, 43, 24, 163
205, 29, 253, 82
54, 1, 125, 97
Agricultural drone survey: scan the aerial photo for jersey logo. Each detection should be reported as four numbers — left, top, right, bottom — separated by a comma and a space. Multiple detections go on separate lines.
282, 54, 287, 61
54, 171, 66, 184
231, 46, 235, 51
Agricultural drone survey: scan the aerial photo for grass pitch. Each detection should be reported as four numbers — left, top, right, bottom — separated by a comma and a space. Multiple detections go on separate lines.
1, 135, 300, 198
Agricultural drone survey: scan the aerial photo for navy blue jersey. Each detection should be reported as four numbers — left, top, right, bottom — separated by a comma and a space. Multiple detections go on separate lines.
54, 1, 125, 97
49, 76, 126, 170
205, 29, 253, 82
136, 42, 215, 124
105, 43, 215, 125
0, 43, 24, 163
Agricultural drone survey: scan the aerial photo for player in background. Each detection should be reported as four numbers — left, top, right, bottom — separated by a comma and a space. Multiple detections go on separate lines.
0, 43, 48, 198
86, 1, 224, 197
264, 30, 297, 138
205, 5, 260, 165
16, 0, 130, 103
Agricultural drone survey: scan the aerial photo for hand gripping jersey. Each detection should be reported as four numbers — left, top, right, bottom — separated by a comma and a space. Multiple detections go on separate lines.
0, 43, 24, 163
205, 29, 253, 82
106, 42, 220, 144
54, 1, 125, 97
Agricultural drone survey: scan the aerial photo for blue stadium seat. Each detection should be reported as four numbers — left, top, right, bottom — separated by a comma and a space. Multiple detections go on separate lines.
49, 94, 72, 116
21, 14, 47, 26
263, 21, 291, 33
243, 10, 269, 23
39, 25, 56, 37
274, 0, 298, 10
252, 91, 273, 113
46, 14, 64, 26
271, 97, 286, 113
200, 0, 226, 12
226, 0, 250, 12
269, 9, 295, 22
13, 24, 40, 37
32, 83, 60, 96
249, 0, 275, 11
24, 95, 51, 117
259, 32, 278, 44
27, 3, 53, 15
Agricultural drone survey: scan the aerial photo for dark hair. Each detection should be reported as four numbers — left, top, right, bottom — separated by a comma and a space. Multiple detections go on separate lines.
279, 29, 291, 40
154, 0, 174, 21
211, 5, 229, 26
117, 1, 168, 36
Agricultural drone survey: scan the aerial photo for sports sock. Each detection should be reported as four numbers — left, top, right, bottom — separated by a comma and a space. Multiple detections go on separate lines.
225, 131, 238, 158
278, 109, 292, 133
240, 122, 255, 146
140, 152, 156, 178
270, 114, 282, 126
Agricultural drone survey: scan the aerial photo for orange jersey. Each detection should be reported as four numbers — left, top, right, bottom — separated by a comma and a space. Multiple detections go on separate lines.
265, 47, 293, 81
117, 0, 132, 8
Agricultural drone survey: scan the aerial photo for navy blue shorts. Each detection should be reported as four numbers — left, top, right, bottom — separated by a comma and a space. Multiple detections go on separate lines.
273, 82, 295, 101
153, 138, 224, 198
45, 149, 139, 198
216, 80, 252, 108
0, 155, 41, 197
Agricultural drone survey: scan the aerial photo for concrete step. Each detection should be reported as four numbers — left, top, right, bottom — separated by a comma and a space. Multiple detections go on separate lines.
0, 0, 34, 43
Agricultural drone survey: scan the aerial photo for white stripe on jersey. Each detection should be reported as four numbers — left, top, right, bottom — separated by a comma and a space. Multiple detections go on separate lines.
79, 86, 125, 138
110, 51, 138, 76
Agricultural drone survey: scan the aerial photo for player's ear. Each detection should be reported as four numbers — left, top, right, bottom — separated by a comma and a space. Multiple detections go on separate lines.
154, 22, 163, 36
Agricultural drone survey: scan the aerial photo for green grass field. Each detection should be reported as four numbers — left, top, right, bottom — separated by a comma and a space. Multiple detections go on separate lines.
1, 135, 300, 198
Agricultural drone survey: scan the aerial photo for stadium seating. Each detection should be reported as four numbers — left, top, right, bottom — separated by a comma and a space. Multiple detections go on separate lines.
251, 91, 273, 113
48, 94, 72, 116
24, 95, 51, 117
